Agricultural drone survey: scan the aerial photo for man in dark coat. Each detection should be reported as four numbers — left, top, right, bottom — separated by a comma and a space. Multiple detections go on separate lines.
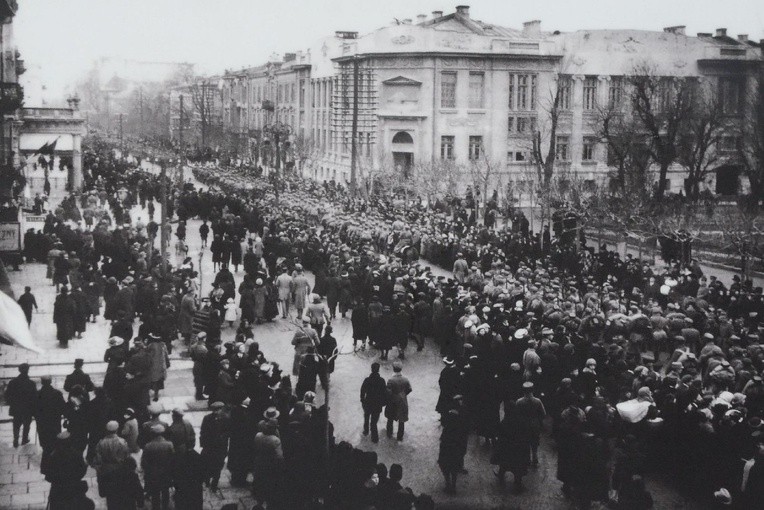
36, 375, 65, 473
63, 358, 95, 400
228, 399, 258, 486
17, 286, 38, 325
53, 286, 76, 347
6, 363, 37, 447
436, 357, 461, 417
141, 424, 175, 510
45, 431, 94, 510
360, 362, 387, 443
172, 443, 205, 510
200, 401, 230, 490
438, 395, 470, 494
113, 278, 135, 321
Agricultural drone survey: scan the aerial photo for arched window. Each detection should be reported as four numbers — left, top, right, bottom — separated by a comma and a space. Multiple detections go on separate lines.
392, 131, 413, 144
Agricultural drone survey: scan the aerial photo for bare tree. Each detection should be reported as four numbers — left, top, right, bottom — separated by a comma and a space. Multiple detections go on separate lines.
715, 194, 763, 278
594, 100, 649, 195
628, 64, 695, 201
290, 134, 318, 176
468, 149, 500, 221
737, 75, 764, 201
189, 79, 218, 149
677, 92, 727, 201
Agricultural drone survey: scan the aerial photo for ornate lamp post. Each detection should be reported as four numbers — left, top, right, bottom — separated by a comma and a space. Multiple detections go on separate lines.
262, 120, 291, 204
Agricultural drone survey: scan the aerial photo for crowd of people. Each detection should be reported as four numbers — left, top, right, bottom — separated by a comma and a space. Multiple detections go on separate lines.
4, 135, 764, 509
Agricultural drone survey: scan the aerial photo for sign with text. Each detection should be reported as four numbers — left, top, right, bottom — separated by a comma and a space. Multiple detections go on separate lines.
0, 223, 21, 252
24, 214, 46, 223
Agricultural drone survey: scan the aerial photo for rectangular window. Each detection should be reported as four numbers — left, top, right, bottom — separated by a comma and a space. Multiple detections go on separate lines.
516, 117, 528, 134
469, 135, 483, 160
508, 74, 515, 110
559, 76, 572, 110
518, 75, 528, 110
719, 77, 743, 115
583, 76, 598, 110
299, 80, 305, 107
608, 77, 623, 107
441, 72, 457, 108
507, 116, 515, 133
469, 72, 485, 108
720, 135, 738, 153
556, 135, 570, 161
440, 136, 455, 160
531, 75, 537, 110
507, 151, 527, 162
582, 137, 596, 161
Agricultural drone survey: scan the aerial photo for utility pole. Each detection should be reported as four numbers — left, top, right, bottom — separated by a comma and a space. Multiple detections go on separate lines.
118, 113, 124, 157
139, 87, 144, 137
349, 56, 359, 196
178, 94, 184, 185
159, 162, 168, 277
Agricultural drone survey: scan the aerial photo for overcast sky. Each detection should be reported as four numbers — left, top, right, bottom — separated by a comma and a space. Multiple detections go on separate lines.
14, 0, 764, 102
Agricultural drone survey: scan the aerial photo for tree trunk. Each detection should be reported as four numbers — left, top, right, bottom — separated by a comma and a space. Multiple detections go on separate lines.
656, 160, 670, 200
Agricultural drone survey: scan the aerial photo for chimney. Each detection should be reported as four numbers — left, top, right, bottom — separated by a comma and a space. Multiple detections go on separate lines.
738, 34, 748, 42
663, 25, 686, 36
432, 10, 443, 19
715, 28, 727, 37
697, 32, 712, 38
402, 18, 412, 25
456, 5, 470, 18
522, 20, 542, 37
417, 14, 427, 24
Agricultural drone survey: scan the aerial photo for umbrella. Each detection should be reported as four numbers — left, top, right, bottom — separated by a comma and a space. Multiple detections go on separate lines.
0, 290, 44, 354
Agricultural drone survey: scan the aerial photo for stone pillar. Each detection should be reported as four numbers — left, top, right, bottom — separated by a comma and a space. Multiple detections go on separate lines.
71, 134, 83, 190
570, 75, 585, 168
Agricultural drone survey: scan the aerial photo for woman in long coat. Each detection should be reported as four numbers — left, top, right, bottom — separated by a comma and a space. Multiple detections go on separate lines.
230, 236, 243, 272
239, 284, 256, 324
53, 253, 70, 291
53, 287, 76, 348
146, 335, 170, 401
252, 278, 268, 323
103, 277, 119, 321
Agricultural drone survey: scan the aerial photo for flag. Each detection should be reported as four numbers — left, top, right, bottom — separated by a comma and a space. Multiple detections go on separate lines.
0, 264, 44, 354
38, 138, 58, 156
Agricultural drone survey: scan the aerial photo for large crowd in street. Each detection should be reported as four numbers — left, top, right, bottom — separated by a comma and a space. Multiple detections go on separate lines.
4, 139, 764, 509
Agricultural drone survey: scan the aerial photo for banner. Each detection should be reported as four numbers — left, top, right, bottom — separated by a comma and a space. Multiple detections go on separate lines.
0, 223, 21, 252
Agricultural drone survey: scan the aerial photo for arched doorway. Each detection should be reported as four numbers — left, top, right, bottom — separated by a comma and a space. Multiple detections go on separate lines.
715, 165, 740, 196
392, 131, 414, 178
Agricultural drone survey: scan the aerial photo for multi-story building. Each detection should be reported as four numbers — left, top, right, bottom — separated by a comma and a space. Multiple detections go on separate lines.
221, 5, 763, 196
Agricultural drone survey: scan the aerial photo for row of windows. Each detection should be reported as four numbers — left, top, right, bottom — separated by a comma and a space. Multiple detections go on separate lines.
440, 134, 600, 163
439, 135, 483, 160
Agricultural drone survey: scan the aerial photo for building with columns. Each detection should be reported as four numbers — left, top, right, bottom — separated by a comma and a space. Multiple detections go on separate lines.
220, 5, 763, 197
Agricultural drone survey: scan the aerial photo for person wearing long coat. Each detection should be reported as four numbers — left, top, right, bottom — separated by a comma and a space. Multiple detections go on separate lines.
438, 398, 470, 493
325, 273, 340, 319
252, 278, 268, 322
70, 286, 89, 337
351, 301, 369, 349
228, 401, 258, 486
492, 401, 531, 493
172, 447, 205, 510
178, 290, 197, 342
146, 335, 170, 401
239, 284, 256, 324
200, 405, 230, 490
53, 287, 77, 348
45, 434, 94, 510
36, 377, 66, 474
291, 323, 318, 375
231, 236, 243, 271
338, 274, 354, 318
385, 363, 412, 441
103, 277, 119, 321
292, 269, 311, 318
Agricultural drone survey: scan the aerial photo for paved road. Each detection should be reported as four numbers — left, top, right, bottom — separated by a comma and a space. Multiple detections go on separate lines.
0, 174, 704, 509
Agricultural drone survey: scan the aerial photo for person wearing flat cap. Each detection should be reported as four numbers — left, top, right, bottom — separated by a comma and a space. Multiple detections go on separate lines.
139, 402, 169, 449
168, 407, 196, 455
515, 381, 546, 467
200, 401, 230, 491
385, 361, 412, 441
93, 421, 129, 500
36, 375, 65, 472
6, 363, 36, 448
141, 421, 175, 509
45, 428, 92, 509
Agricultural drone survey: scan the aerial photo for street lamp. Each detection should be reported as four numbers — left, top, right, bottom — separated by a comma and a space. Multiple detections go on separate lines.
263, 120, 292, 204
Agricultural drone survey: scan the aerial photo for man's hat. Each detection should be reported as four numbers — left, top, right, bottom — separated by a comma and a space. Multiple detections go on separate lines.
106, 421, 119, 433
442, 357, 455, 366
263, 407, 280, 420
147, 403, 162, 415
522, 381, 534, 390
209, 401, 225, 410
150, 423, 166, 435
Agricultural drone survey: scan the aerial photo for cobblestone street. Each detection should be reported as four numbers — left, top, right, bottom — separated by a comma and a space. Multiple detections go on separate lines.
0, 194, 705, 509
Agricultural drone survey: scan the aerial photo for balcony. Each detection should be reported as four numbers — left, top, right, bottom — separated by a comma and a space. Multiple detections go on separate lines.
0, 82, 23, 114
